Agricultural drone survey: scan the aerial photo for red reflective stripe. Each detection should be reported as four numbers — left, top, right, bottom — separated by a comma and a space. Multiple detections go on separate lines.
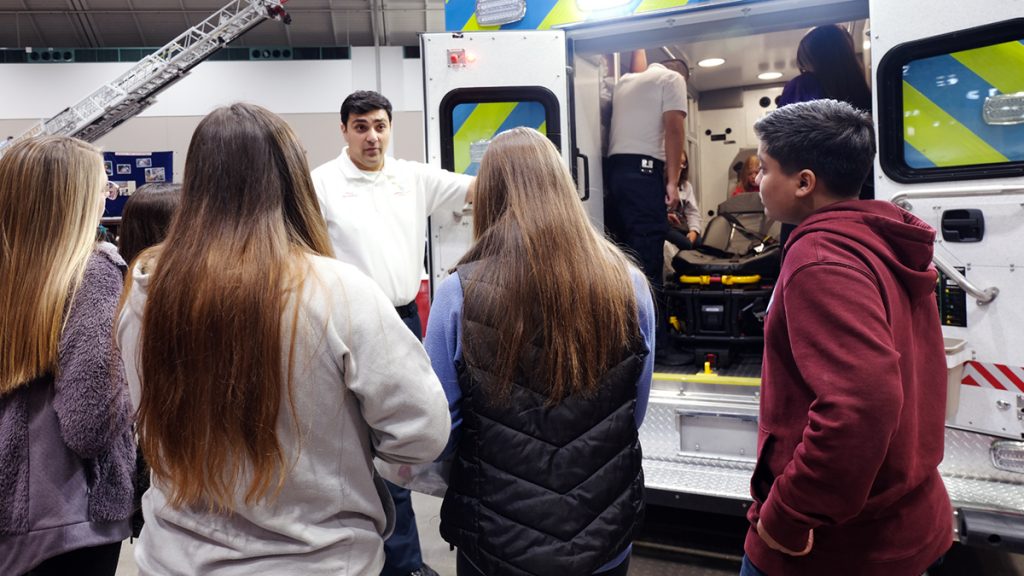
995, 364, 1024, 393
972, 362, 1008, 391
962, 374, 981, 387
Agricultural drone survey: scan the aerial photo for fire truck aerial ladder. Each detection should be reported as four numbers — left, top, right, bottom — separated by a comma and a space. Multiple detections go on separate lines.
0, 0, 291, 158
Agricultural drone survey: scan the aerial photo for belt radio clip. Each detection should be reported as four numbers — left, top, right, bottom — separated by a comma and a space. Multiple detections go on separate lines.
640, 158, 655, 175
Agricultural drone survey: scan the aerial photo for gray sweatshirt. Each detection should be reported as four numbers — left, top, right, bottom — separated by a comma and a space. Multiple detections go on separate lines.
117, 253, 450, 575
0, 243, 135, 574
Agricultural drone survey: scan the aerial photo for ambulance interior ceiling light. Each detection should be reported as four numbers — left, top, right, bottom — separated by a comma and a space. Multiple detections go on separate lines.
576, 0, 633, 11
698, 58, 726, 68
757, 72, 783, 80
475, 0, 527, 26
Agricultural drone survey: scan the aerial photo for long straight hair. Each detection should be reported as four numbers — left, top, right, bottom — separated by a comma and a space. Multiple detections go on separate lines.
460, 127, 642, 404
798, 24, 873, 112
0, 136, 104, 394
136, 103, 333, 510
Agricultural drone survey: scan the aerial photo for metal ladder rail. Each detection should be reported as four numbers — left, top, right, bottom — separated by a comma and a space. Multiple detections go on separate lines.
0, 0, 289, 155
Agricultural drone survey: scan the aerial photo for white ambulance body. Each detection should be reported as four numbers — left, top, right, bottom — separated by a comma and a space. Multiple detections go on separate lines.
423, 0, 1024, 549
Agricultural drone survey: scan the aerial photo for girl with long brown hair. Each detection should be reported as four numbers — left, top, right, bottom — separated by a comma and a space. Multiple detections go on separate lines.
423, 127, 655, 575
116, 103, 450, 575
0, 136, 135, 575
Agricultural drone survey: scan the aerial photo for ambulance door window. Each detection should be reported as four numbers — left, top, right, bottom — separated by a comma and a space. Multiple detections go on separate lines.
439, 87, 561, 175
877, 19, 1024, 183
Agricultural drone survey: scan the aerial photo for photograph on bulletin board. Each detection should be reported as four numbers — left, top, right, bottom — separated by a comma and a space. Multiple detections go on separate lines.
103, 151, 173, 218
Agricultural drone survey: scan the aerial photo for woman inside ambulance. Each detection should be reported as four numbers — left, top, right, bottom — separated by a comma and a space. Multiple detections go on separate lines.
777, 23, 874, 247
423, 127, 655, 576
732, 154, 761, 196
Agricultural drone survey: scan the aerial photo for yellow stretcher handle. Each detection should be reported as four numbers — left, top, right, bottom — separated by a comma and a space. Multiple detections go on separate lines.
678, 274, 762, 285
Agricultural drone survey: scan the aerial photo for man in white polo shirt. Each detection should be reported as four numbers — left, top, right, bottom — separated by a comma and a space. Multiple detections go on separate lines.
312, 90, 472, 576
606, 56, 689, 365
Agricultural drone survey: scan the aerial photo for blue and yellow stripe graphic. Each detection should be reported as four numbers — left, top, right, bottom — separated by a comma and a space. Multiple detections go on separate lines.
445, 0, 723, 32
902, 39, 1024, 168
452, 101, 548, 175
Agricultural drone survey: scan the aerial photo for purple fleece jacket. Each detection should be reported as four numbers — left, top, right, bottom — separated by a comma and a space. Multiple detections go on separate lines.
0, 243, 135, 574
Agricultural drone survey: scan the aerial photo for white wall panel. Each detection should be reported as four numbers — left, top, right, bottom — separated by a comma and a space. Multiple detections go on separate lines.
0, 47, 423, 121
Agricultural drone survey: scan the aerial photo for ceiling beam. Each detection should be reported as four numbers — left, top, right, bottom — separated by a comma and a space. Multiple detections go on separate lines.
177, 0, 192, 31
329, 0, 339, 46
125, 0, 149, 46
17, 0, 46, 47
67, 0, 102, 47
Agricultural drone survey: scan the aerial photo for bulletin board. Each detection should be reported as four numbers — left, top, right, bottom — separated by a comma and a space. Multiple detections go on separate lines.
102, 151, 173, 218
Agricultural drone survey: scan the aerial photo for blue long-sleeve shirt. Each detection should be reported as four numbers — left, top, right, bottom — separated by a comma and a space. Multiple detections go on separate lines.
422, 266, 656, 573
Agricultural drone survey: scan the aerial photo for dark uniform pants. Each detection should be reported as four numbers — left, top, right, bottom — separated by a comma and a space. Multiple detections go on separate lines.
605, 154, 676, 353
605, 154, 668, 291
381, 302, 425, 576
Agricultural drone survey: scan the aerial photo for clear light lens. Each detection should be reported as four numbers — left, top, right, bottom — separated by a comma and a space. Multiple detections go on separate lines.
698, 58, 725, 68
991, 440, 1024, 473
476, 0, 526, 26
758, 72, 783, 80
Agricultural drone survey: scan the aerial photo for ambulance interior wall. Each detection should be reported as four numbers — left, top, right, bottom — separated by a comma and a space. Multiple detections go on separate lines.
694, 85, 783, 213
0, 47, 429, 175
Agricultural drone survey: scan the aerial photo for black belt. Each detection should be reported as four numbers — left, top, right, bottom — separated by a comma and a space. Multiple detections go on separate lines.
395, 301, 418, 319
607, 154, 665, 173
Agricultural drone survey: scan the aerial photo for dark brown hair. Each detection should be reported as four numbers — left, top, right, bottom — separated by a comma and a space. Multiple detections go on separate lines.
118, 182, 181, 266
797, 24, 872, 112
136, 103, 333, 510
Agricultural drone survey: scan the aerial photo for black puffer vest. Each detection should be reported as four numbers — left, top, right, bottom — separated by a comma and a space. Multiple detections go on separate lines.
439, 263, 646, 576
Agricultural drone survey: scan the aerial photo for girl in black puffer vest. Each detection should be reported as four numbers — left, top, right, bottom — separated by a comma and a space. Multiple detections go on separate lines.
423, 127, 656, 576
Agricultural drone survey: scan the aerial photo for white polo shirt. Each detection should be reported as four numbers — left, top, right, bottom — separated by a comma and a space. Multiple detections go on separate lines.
608, 63, 689, 161
312, 148, 472, 306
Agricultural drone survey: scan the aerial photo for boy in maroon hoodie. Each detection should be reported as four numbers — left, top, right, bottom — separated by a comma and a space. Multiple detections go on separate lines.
742, 99, 952, 576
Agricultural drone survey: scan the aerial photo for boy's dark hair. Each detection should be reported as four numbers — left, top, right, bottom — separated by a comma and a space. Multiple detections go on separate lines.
118, 182, 182, 265
340, 90, 393, 125
754, 99, 874, 198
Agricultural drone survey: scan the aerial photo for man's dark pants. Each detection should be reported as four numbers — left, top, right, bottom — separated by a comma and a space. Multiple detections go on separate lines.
606, 154, 672, 351
605, 154, 668, 291
381, 303, 425, 576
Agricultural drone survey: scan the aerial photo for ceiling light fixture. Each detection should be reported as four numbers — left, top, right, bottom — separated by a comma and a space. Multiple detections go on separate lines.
697, 57, 725, 68
758, 72, 783, 80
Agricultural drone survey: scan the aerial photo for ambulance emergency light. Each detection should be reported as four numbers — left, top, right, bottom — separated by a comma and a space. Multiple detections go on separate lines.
475, 0, 526, 26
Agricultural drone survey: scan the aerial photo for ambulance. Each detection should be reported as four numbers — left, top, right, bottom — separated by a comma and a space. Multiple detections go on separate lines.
420, 0, 1024, 550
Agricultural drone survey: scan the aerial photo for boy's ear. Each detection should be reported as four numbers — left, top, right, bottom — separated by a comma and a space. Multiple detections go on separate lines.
794, 169, 816, 199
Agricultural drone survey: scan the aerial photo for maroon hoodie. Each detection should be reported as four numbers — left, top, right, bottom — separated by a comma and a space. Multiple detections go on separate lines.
744, 200, 952, 575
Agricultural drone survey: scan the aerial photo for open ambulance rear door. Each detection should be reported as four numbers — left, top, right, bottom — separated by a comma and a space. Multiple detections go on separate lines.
420, 30, 574, 286
872, 0, 1024, 550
